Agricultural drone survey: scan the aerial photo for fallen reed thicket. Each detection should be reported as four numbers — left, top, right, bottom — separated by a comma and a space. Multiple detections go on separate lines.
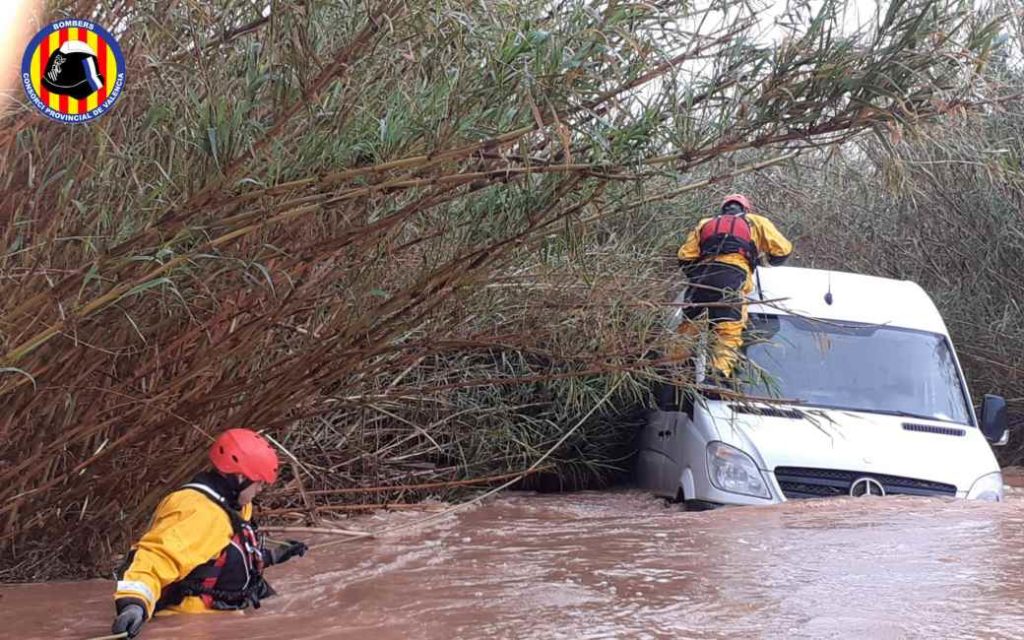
0, 0, 1001, 579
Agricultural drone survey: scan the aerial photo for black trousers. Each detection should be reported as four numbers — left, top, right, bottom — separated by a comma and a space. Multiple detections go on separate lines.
683, 262, 747, 322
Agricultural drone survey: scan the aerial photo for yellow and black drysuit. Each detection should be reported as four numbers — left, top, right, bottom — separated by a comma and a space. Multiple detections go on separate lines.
677, 212, 792, 376
114, 472, 276, 620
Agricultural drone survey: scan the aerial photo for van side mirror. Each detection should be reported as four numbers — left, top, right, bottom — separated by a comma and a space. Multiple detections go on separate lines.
656, 381, 679, 412
655, 382, 696, 419
980, 394, 1010, 446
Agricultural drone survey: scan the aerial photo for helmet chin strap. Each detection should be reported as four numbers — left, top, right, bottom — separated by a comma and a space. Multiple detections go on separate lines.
217, 471, 252, 494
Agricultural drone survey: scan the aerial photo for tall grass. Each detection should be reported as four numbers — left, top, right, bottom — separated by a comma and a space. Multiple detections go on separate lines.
0, 0, 998, 579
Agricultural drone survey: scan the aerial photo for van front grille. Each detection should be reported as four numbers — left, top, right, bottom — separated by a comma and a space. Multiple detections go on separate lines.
774, 466, 957, 499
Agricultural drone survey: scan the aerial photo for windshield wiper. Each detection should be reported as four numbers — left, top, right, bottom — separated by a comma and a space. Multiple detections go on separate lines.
842, 407, 952, 423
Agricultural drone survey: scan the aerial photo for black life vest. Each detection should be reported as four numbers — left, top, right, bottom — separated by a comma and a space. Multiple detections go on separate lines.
698, 213, 758, 266
155, 481, 273, 612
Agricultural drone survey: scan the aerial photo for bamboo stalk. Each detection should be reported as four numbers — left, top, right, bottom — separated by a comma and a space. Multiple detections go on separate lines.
265, 503, 450, 516
259, 525, 374, 537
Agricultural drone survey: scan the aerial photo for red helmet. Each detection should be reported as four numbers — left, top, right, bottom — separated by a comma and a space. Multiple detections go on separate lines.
209, 429, 280, 483
722, 193, 753, 213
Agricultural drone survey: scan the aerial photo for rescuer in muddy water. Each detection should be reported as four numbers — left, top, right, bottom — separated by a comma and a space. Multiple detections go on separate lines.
111, 429, 308, 638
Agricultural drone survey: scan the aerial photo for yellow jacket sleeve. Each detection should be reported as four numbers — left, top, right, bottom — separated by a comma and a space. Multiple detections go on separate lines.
677, 217, 710, 262
748, 214, 792, 260
115, 490, 238, 617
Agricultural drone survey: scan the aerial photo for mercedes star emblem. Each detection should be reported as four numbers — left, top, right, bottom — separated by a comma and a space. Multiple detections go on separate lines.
849, 477, 886, 497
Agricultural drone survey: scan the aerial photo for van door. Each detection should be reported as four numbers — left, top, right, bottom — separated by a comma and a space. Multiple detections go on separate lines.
636, 382, 681, 496
660, 388, 700, 498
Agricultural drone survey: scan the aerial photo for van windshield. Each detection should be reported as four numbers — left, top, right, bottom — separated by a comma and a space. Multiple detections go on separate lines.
740, 315, 972, 425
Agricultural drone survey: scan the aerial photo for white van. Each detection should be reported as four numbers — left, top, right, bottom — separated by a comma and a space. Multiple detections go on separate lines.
637, 266, 1009, 507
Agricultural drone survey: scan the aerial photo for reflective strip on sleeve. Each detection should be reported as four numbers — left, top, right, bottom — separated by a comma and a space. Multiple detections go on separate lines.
116, 579, 156, 604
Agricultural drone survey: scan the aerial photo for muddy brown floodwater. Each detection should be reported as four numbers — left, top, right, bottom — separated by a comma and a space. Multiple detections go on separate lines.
4, 490, 1024, 639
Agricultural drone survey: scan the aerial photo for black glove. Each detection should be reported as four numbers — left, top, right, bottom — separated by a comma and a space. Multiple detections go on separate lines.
112, 601, 146, 638
267, 539, 308, 566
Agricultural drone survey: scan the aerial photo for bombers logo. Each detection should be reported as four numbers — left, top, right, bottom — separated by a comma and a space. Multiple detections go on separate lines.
21, 19, 125, 123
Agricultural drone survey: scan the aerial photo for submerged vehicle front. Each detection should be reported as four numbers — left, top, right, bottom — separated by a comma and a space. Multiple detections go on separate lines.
637, 267, 1009, 507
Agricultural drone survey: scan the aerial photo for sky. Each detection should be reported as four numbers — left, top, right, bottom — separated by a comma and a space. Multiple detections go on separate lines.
1, 0, 43, 110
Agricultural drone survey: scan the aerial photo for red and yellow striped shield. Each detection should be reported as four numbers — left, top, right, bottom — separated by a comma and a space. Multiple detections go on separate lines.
21, 19, 125, 123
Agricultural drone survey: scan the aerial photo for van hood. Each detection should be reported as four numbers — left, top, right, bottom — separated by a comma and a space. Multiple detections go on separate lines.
705, 403, 1000, 492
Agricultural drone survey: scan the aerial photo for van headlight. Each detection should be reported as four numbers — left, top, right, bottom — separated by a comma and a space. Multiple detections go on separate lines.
706, 442, 771, 499
966, 472, 1004, 502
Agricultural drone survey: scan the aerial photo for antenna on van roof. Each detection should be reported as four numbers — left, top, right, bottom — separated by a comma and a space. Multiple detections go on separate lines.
825, 272, 834, 305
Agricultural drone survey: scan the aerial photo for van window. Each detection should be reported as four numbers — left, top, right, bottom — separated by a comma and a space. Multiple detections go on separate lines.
741, 315, 972, 425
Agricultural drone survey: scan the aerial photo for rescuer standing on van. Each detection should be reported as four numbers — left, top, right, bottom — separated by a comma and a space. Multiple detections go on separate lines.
111, 429, 308, 638
677, 194, 792, 377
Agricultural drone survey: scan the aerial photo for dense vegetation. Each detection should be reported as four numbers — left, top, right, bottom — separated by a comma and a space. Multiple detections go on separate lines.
0, 0, 1008, 579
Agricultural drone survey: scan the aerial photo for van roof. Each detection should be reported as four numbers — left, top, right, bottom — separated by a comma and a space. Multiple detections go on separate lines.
748, 266, 949, 335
